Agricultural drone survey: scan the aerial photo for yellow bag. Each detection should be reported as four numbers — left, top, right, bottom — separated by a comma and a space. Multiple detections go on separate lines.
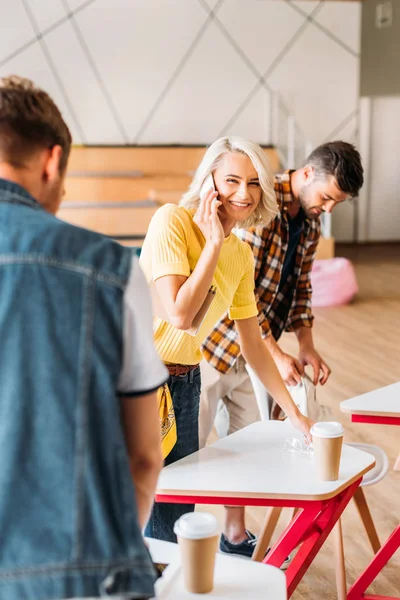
158, 384, 177, 459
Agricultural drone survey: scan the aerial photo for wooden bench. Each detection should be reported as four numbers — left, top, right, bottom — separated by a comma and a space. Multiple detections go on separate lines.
60, 145, 281, 242
67, 146, 280, 176
58, 206, 157, 238
64, 175, 191, 203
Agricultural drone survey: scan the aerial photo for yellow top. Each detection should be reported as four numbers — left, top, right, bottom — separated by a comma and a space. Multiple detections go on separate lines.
140, 204, 258, 365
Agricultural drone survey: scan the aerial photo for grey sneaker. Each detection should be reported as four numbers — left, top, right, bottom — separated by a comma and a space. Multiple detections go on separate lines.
219, 530, 291, 569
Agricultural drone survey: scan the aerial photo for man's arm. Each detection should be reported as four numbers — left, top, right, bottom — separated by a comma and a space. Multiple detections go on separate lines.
235, 316, 313, 440
120, 392, 163, 529
295, 326, 331, 385
264, 335, 304, 386
118, 256, 168, 528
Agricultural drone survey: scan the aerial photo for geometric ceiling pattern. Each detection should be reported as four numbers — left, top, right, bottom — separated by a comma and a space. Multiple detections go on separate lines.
0, 0, 361, 147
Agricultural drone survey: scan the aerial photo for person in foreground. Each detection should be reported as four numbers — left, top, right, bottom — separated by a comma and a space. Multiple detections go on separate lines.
200, 141, 364, 559
0, 75, 168, 600
140, 136, 314, 544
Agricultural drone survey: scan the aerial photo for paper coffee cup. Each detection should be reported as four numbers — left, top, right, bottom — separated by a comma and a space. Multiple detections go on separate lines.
310, 421, 344, 481
174, 512, 219, 594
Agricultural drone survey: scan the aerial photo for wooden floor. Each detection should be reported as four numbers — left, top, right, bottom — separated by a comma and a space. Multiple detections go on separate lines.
203, 244, 400, 599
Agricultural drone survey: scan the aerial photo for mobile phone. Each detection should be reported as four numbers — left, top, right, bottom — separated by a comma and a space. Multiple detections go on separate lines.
200, 173, 217, 202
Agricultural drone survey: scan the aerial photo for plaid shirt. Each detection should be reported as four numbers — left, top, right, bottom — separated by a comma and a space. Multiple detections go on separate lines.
202, 171, 321, 373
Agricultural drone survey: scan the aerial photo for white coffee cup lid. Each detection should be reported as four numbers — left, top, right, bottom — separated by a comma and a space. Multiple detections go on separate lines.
310, 421, 344, 438
174, 512, 219, 540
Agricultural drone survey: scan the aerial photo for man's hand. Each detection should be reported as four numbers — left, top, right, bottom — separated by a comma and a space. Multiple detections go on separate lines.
274, 351, 304, 387
298, 346, 331, 386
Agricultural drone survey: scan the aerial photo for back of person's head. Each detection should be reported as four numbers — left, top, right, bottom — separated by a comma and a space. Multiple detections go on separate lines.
304, 141, 363, 198
180, 136, 278, 228
0, 75, 71, 173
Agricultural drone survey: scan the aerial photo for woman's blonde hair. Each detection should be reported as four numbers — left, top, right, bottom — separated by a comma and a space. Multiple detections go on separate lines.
180, 136, 278, 229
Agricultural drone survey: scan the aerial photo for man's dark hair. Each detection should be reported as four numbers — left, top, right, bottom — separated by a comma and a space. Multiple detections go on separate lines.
304, 141, 364, 197
0, 75, 72, 172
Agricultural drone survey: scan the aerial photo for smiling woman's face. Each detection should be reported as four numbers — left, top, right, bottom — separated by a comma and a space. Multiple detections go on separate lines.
212, 152, 262, 225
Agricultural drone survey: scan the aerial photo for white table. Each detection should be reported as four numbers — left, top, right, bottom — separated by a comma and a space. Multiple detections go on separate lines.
340, 381, 400, 425
158, 420, 374, 501
156, 421, 375, 598
148, 538, 286, 599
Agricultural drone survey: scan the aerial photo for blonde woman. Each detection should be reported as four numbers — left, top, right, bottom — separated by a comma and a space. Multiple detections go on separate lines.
140, 137, 313, 542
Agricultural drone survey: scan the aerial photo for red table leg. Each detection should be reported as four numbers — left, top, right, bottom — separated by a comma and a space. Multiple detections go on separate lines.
347, 525, 400, 600
156, 478, 362, 598
263, 479, 361, 598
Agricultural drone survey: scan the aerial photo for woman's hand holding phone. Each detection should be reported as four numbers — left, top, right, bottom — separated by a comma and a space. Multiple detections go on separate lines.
194, 180, 224, 249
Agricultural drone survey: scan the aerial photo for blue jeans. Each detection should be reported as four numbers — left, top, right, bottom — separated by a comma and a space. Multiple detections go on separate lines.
145, 366, 201, 542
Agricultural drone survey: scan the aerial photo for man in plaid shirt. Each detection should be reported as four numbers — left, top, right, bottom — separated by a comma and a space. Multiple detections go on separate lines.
200, 141, 364, 559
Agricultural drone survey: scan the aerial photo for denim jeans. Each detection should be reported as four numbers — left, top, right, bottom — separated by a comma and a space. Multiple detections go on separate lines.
145, 366, 201, 542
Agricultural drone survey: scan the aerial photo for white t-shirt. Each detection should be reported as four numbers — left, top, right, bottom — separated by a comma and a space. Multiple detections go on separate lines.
66, 257, 167, 600
118, 255, 168, 395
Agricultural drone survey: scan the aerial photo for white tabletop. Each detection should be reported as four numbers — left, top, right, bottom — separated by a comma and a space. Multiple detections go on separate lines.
147, 537, 181, 564
148, 538, 286, 599
340, 381, 400, 417
157, 421, 375, 501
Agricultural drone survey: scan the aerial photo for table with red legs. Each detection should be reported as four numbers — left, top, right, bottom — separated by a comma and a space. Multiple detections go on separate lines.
155, 421, 375, 598
341, 382, 400, 428
341, 382, 400, 600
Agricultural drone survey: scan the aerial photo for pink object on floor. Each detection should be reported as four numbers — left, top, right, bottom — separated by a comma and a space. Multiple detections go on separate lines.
311, 258, 358, 307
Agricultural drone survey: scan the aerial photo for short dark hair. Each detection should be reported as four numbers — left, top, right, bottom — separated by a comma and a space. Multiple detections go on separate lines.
0, 75, 72, 172
304, 141, 364, 197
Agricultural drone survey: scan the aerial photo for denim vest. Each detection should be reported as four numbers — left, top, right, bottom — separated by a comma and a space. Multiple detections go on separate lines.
0, 179, 156, 599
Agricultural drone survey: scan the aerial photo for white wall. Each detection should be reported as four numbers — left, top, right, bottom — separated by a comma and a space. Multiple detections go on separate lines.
358, 96, 400, 242
0, 0, 362, 239
368, 97, 400, 241
0, 0, 361, 147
